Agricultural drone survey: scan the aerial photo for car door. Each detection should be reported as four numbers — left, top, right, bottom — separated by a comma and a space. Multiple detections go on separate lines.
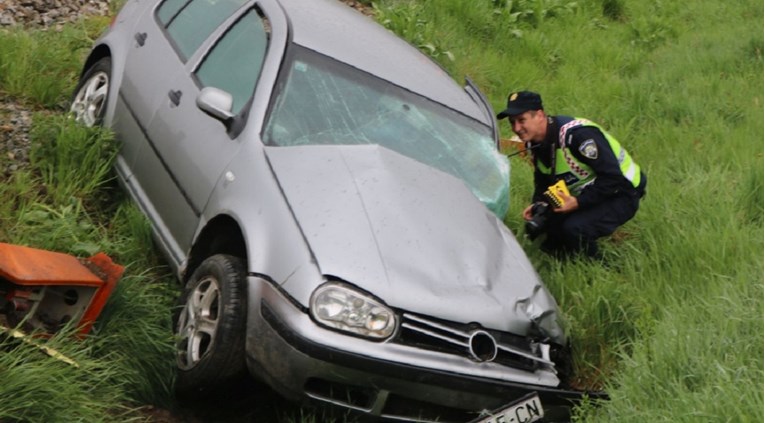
133, 3, 271, 260
111, 0, 183, 176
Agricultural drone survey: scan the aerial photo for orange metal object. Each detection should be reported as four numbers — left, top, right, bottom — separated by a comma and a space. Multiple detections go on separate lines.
0, 242, 124, 337
0, 243, 104, 285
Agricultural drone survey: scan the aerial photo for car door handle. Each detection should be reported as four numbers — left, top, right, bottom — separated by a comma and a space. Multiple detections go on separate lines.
168, 90, 182, 107
134, 32, 147, 47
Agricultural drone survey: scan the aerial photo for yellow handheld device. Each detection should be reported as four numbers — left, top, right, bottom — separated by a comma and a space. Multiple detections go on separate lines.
543, 180, 570, 208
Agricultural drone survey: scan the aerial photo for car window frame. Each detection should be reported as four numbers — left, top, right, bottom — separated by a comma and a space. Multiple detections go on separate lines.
153, 0, 250, 63
190, 5, 272, 137
152, 0, 273, 138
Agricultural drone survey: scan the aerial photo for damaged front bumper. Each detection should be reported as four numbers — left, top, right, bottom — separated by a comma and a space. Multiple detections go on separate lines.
245, 276, 602, 422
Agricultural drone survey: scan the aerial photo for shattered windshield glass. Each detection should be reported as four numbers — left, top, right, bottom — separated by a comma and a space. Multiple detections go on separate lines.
263, 46, 509, 218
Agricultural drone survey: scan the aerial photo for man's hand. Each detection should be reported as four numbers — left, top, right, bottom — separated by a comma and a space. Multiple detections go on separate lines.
522, 204, 534, 221
553, 191, 578, 213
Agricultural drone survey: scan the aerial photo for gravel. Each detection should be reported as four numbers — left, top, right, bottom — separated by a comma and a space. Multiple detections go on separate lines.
0, 99, 32, 177
0, 0, 111, 29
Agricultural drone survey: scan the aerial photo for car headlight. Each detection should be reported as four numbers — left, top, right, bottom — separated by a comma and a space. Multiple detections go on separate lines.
310, 282, 397, 339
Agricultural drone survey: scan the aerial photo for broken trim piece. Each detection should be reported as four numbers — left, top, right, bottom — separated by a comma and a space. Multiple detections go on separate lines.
0, 243, 124, 337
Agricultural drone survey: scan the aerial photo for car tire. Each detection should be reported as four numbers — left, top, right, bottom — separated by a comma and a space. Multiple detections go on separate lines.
174, 254, 248, 398
70, 57, 111, 127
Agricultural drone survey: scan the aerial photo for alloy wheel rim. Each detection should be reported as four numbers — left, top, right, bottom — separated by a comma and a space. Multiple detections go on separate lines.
176, 277, 221, 370
70, 71, 109, 127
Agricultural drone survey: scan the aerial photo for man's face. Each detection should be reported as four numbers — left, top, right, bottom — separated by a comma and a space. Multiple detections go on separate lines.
509, 110, 547, 143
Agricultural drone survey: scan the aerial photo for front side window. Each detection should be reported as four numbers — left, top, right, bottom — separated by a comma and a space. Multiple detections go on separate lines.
195, 9, 269, 115
157, 0, 248, 60
263, 47, 510, 217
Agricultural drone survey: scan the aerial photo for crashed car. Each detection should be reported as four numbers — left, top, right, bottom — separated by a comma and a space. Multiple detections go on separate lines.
70, 0, 577, 420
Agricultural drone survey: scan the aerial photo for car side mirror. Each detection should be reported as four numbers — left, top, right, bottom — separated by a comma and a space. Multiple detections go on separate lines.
196, 87, 235, 127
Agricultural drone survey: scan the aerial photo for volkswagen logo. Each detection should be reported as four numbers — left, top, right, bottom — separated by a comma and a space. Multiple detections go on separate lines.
469, 330, 498, 362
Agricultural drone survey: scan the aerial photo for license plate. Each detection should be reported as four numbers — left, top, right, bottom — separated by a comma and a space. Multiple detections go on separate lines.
470, 392, 545, 423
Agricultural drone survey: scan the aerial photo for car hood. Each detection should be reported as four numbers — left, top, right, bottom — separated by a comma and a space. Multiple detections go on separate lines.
264, 144, 564, 343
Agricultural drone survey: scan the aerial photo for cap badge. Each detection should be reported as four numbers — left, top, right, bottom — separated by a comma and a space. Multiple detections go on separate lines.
509, 92, 518, 101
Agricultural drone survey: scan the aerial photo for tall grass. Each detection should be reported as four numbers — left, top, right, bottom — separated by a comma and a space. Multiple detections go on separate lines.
0, 138, 177, 422
29, 113, 118, 206
376, 0, 763, 420
0, 21, 177, 422
0, 19, 107, 108
0, 329, 138, 422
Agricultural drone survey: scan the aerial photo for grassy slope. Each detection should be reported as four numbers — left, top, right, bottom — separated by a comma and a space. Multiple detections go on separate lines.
372, 0, 763, 420
0, 0, 762, 421
0, 21, 178, 422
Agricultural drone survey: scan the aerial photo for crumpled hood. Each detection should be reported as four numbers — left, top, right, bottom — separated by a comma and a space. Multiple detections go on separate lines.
264, 144, 564, 343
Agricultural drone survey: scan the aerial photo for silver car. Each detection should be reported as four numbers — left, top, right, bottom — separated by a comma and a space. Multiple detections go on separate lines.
71, 0, 578, 420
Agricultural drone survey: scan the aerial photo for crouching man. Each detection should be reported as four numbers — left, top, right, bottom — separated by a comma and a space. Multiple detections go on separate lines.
497, 91, 647, 259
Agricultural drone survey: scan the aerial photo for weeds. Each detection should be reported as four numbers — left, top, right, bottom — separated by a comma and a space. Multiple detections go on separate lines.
29, 113, 118, 207
0, 327, 140, 422
0, 24, 97, 108
373, 2, 455, 62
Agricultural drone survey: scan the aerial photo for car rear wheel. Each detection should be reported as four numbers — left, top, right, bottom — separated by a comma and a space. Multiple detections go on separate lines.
70, 57, 111, 127
175, 254, 247, 398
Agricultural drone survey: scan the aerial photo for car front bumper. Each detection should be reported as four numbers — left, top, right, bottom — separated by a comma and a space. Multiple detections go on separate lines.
245, 276, 599, 422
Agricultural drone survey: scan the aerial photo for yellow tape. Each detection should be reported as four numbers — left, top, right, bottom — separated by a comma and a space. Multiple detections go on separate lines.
0, 325, 79, 367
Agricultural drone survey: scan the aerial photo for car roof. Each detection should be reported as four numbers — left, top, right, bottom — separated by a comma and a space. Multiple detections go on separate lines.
275, 0, 488, 123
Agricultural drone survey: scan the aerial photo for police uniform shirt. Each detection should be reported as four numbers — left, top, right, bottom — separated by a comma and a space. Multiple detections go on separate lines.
531, 116, 645, 209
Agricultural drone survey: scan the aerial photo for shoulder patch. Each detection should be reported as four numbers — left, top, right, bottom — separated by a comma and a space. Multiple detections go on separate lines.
579, 139, 598, 159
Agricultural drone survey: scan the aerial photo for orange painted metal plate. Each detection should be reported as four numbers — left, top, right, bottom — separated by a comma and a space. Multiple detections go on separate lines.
0, 243, 124, 336
0, 242, 103, 286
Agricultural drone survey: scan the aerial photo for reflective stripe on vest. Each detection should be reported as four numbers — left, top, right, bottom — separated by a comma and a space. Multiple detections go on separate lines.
558, 119, 592, 180
578, 119, 642, 189
540, 118, 641, 194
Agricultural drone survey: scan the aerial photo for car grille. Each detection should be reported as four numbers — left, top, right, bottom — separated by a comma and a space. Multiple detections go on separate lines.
394, 312, 553, 372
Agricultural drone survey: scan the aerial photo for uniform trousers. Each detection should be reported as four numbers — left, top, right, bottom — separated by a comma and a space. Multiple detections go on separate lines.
540, 190, 642, 258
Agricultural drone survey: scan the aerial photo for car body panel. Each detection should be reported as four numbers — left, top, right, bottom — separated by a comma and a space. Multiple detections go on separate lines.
246, 276, 562, 395
265, 144, 559, 338
74, 0, 573, 418
278, 0, 487, 124
104, 0, 292, 268
200, 134, 323, 290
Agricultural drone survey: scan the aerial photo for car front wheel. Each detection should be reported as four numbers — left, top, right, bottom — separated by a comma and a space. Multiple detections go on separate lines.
70, 57, 111, 127
175, 254, 247, 397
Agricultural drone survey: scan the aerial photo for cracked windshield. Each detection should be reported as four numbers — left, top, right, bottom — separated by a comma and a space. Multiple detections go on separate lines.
264, 47, 509, 217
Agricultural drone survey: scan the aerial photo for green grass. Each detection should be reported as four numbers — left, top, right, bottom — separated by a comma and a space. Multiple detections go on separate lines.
0, 19, 107, 108
0, 329, 137, 422
0, 0, 762, 422
0, 21, 176, 420
375, 0, 763, 420
28, 113, 118, 208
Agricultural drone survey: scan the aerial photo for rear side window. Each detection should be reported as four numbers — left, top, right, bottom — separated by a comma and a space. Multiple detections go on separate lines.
195, 9, 270, 115
156, 0, 248, 60
156, 0, 186, 24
